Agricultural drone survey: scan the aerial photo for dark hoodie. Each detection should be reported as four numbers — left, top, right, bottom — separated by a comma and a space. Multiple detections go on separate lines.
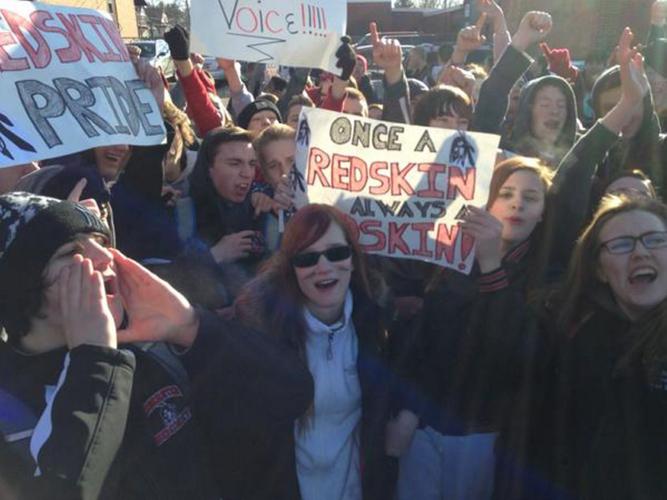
187, 136, 268, 299
502, 75, 579, 167
590, 66, 663, 190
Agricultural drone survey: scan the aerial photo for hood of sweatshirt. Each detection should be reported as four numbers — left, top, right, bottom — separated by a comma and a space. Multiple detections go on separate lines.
505, 74, 579, 165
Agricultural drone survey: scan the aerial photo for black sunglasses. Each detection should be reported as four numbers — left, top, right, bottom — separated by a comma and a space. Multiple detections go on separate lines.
291, 245, 352, 268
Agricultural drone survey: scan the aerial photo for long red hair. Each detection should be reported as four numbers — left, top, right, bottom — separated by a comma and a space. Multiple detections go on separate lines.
235, 204, 371, 356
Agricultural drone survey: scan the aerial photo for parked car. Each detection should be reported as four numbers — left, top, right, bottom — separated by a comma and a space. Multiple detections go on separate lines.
355, 31, 443, 48
201, 56, 226, 86
356, 44, 416, 70
128, 39, 175, 80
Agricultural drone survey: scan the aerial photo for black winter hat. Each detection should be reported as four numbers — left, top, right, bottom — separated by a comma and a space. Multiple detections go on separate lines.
0, 192, 110, 300
236, 99, 282, 130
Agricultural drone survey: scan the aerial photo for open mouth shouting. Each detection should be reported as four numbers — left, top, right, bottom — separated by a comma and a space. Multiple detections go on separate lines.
543, 119, 562, 131
628, 266, 658, 286
314, 278, 339, 291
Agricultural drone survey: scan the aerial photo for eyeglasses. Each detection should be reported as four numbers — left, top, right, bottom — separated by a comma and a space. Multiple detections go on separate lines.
598, 231, 667, 255
291, 246, 352, 268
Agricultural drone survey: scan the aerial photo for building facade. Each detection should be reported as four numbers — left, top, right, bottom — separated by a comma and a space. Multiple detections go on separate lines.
503, 0, 653, 59
40, 0, 140, 39
347, 0, 469, 40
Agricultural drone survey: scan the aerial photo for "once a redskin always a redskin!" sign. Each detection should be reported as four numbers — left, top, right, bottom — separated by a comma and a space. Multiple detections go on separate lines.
294, 108, 500, 274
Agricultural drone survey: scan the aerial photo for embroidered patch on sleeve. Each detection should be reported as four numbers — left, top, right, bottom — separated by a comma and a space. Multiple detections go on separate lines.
143, 385, 192, 446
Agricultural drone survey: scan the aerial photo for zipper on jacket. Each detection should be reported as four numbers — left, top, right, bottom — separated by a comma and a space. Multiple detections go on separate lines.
327, 331, 334, 361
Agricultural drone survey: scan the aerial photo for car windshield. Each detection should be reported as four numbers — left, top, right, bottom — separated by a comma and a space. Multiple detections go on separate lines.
132, 42, 157, 58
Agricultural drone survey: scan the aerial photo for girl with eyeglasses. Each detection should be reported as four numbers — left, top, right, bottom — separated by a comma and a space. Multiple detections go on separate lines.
233, 204, 396, 500
527, 195, 667, 499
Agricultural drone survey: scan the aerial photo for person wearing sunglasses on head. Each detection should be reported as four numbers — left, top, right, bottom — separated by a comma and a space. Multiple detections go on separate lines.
232, 204, 396, 500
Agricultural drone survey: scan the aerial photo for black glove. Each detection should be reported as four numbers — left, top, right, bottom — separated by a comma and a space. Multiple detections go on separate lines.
335, 36, 356, 81
164, 24, 190, 61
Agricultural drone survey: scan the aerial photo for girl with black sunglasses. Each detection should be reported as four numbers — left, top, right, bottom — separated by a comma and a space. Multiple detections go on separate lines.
232, 204, 397, 500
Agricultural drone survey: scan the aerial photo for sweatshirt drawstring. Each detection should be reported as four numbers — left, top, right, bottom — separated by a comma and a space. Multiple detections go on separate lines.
327, 331, 334, 361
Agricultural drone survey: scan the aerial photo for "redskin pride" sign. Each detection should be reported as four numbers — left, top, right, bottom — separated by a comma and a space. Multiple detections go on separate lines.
0, 0, 164, 167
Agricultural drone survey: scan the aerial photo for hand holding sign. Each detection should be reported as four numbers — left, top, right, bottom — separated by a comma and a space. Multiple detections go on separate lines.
457, 206, 502, 273
131, 57, 166, 114
511, 11, 553, 53
370, 22, 403, 85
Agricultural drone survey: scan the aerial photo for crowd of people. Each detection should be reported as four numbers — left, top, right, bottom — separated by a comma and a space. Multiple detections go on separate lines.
2, 0, 667, 498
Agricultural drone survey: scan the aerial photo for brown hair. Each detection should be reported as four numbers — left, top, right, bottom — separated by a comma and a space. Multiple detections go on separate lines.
603, 169, 658, 199
558, 195, 667, 331
557, 195, 667, 383
252, 124, 296, 176
412, 84, 472, 126
287, 94, 315, 114
345, 86, 366, 103
428, 156, 554, 292
486, 156, 554, 210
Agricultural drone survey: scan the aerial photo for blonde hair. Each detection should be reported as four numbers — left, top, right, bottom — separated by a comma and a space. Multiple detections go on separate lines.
253, 124, 296, 176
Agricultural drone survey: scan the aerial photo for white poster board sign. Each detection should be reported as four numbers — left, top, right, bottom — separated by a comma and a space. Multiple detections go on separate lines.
0, 0, 165, 168
294, 108, 501, 273
190, 0, 347, 75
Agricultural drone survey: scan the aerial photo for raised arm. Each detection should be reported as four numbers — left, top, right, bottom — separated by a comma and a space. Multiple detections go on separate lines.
111, 249, 313, 423
550, 28, 650, 272
473, 11, 552, 133
165, 25, 225, 135
371, 22, 410, 124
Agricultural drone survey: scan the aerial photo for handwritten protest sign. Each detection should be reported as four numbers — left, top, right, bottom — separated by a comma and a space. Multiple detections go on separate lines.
190, 0, 347, 75
294, 108, 500, 273
0, 0, 165, 168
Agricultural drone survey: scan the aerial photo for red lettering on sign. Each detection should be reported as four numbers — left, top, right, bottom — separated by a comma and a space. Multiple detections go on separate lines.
416, 163, 446, 198
447, 166, 476, 200
390, 162, 415, 196
359, 220, 386, 251
369, 162, 390, 195
307, 147, 331, 187
412, 222, 434, 258
1, 8, 51, 69
388, 222, 410, 255
435, 223, 460, 264
0, 31, 29, 71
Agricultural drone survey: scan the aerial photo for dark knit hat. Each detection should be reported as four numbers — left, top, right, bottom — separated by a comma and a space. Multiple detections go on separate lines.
236, 99, 282, 130
0, 192, 110, 300
407, 78, 429, 100
591, 66, 621, 118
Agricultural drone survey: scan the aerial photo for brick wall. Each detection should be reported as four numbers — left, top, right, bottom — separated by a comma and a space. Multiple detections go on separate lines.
40, 0, 138, 39
348, 3, 394, 35
503, 0, 653, 59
